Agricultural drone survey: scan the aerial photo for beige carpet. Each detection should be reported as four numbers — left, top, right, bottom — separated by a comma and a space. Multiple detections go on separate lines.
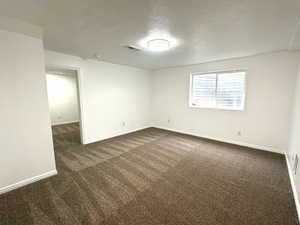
0, 124, 298, 225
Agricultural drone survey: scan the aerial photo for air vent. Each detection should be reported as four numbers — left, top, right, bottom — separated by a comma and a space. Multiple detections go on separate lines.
125, 45, 141, 51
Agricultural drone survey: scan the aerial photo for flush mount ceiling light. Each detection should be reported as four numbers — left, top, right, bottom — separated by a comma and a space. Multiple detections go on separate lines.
146, 39, 170, 52
139, 31, 179, 52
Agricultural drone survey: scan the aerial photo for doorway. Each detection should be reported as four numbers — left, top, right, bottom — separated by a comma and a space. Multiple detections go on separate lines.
45, 66, 84, 149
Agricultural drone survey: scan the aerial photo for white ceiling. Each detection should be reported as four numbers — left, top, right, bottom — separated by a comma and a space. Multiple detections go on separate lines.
0, 0, 300, 70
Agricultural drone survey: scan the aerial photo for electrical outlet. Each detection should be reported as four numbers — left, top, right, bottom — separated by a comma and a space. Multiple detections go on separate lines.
237, 131, 241, 136
167, 118, 171, 123
122, 122, 126, 127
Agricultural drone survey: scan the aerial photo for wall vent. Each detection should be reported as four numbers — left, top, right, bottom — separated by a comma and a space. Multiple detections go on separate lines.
124, 45, 141, 51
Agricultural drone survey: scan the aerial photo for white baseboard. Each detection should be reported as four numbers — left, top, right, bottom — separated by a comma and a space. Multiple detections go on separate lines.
285, 153, 300, 223
0, 170, 57, 195
84, 126, 151, 145
52, 120, 79, 126
153, 126, 282, 154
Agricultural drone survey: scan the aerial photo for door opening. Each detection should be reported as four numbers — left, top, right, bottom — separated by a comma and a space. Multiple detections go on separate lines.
45, 66, 84, 149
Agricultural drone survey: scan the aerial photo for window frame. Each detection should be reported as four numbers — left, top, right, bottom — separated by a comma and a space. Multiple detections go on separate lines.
189, 70, 247, 111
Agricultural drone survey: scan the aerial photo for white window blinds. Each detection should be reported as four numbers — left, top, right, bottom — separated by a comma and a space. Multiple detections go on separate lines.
190, 71, 245, 110
191, 74, 217, 108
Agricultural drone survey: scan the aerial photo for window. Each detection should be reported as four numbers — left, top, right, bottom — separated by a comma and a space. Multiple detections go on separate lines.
190, 71, 246, 110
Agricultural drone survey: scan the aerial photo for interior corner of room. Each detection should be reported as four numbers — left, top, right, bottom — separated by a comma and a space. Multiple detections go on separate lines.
1, 1, 300, 224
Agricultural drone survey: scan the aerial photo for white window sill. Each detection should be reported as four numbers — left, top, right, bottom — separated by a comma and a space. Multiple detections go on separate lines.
189, 104, 244, 111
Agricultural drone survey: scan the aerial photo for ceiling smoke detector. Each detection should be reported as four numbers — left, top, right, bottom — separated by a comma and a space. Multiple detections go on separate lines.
146, 39, 170, 52
94, 53, 102, 61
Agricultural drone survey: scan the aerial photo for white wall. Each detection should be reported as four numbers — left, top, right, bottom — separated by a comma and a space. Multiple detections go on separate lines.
288, 60, 300, 197
45, 50, 152, 144
46, 73, 80, 125
0, 28, 56, 192
151, 51, 300, 153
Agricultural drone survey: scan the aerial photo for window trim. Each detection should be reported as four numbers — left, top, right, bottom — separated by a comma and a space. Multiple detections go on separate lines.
189, 70, 247, 111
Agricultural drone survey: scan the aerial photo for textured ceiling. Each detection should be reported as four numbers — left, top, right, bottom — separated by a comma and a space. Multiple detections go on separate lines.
0, 0, 300, 69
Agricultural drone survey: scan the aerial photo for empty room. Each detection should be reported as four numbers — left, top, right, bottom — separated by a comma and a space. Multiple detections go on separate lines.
2, 0, 300, 224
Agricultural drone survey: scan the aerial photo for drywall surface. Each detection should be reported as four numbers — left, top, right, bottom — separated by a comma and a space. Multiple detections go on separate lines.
0, 29, 56, 191
45, 50, 152, 144
0, 15, 43, 39
288, 60, 300, 196
46, 73, 80, 125
151, 51, 300, 153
